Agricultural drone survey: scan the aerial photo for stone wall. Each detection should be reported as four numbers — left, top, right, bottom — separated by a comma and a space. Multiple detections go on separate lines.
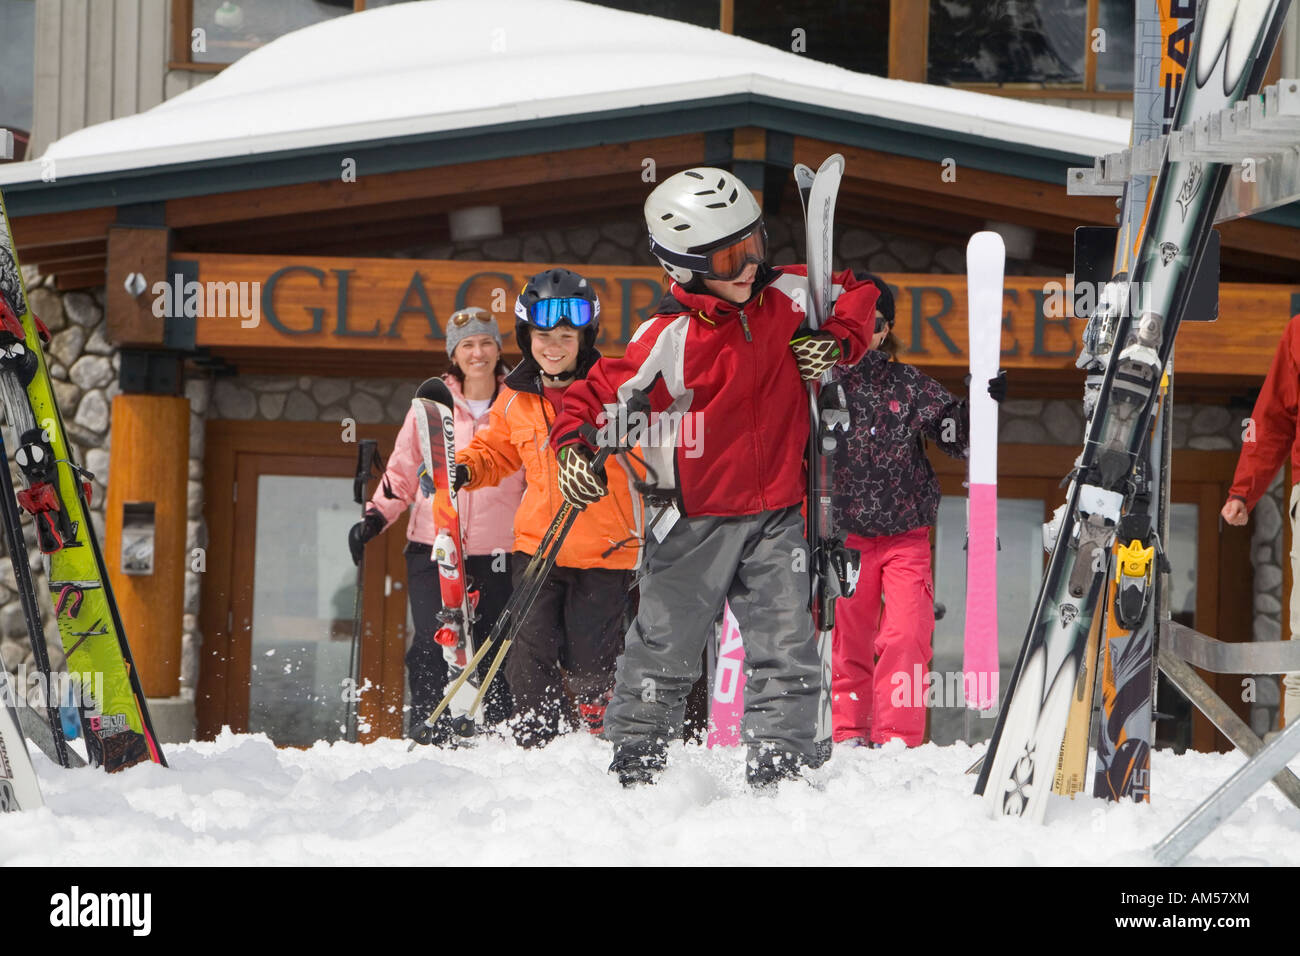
0, 272, 116, 702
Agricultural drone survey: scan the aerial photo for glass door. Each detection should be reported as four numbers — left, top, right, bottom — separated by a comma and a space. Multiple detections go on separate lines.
248, 472, 359, 746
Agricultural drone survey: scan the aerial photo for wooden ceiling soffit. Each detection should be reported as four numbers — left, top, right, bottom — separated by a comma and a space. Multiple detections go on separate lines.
10, 207, 115, 259
173, 173, 652, 253
163, 135, 708, 231
796, 137, 1119, 223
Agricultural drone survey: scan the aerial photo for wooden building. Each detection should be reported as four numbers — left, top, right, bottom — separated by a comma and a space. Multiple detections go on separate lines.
1, 0, 1298, 751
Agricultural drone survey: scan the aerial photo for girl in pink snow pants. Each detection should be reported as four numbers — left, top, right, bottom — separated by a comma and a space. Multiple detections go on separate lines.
831, 275, 1005, 746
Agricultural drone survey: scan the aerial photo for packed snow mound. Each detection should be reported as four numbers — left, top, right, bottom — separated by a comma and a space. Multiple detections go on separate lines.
2, 731, 1296, 865
25, 0, 1128, 178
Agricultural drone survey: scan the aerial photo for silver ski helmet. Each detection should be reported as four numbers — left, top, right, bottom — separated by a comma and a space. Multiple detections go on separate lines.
513, 267, 600, 360
645, 167, 766, 284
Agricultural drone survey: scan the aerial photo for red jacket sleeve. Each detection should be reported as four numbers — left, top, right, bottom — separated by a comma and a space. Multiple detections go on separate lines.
1229, 315, 1300, 510
823, 268, 879, 366
551, 317, 680, 453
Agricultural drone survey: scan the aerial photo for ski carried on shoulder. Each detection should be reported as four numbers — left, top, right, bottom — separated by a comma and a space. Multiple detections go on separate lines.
795, 154, 859, 765
412, 377, 482, 738
0, 187, 164, 773
975, 0, 1289, 822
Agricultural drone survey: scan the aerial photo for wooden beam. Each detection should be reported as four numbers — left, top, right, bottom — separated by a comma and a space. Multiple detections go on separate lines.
888, 0, 929, 82
55, 267, 107, 291
164, 135, 709, 230
720, 0, 733, 33
10, 206, 116, 253
106, 226, 169, 346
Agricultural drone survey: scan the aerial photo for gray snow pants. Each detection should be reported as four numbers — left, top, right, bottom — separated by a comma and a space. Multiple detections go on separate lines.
605, 504, 820, 761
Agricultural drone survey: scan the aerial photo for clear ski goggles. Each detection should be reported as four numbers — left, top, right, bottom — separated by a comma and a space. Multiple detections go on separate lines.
527, 296, 596, 329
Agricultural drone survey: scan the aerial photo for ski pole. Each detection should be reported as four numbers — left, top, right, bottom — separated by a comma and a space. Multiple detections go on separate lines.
347, 439, 382, 744
410, 496, 580, 747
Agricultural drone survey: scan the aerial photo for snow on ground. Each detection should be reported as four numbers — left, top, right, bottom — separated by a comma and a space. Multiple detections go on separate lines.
2, 732, 1297, 866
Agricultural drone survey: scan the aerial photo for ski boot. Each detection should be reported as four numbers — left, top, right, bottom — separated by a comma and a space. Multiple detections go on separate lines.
609, 739, 666, 788
746, 748, 805, 790
408, 712, 456, 748
578, 690, 612, 739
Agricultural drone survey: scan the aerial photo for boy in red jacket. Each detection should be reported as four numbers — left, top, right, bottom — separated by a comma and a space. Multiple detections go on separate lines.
550, 167, 878, 787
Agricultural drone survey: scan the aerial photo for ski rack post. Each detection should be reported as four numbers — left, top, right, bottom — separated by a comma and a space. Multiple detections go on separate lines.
1154, 715, 1300, 865
1068, 78, 1300, 223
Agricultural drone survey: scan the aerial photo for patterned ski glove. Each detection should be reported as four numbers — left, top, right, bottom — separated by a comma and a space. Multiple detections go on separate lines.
790, 331, 843, 381
557, 445, 607, 509
347, 508, 385, 566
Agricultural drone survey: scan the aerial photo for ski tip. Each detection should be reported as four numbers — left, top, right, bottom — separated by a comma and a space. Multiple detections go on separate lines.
967, 231, 1006, 256
818, 153, 845, 173
415, 376, 452, 406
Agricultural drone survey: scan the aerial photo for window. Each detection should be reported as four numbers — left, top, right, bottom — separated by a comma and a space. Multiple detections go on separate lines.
177, 0, 419, 68
0, 0, 36, 159
582, 0, 721, 30
925, 0, 1133, 94
734, 0, 890, 76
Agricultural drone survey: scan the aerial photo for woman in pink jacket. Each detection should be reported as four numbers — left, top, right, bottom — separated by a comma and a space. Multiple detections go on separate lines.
348, 307, 525, 744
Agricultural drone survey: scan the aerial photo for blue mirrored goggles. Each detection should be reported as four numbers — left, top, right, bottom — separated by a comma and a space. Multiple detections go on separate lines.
528, 296, 596, 329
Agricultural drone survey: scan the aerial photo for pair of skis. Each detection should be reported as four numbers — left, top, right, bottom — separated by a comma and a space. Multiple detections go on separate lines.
793, 155, 860, 763
976, 0, 1291, 822
0, 187, 165, 809
412, 378, 485, 739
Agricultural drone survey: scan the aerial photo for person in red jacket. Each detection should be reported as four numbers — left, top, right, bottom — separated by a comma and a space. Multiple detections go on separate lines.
550, 166, 878, 788
349, 307, 524, 744
1222, 312, 1300, 727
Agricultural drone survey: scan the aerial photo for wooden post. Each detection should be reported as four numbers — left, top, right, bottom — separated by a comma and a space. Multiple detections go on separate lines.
888, 0, 929, 82
104, 394, 190, 697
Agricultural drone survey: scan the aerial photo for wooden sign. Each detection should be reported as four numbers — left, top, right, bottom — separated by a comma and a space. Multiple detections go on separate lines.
115, 252, 1300, 379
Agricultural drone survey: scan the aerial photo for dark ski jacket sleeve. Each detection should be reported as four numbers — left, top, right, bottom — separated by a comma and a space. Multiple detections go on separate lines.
1229, 314, 1300, 511
833, 349, 968, 537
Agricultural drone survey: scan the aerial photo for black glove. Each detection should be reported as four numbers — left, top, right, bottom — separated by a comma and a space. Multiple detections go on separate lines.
452, 463, 470, 492
348, 509, 385, 566
963, 370, 1007, 404
988, 369, 1007, 404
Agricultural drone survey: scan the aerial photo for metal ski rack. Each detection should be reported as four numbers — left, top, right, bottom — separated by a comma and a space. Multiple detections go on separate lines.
1065, 73, 1300, 853
1155, 714, 1300, 865
1069, 78, 1300, 222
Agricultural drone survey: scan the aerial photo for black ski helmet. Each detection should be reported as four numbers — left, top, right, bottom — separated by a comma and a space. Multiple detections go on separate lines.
513, 267, 601, 360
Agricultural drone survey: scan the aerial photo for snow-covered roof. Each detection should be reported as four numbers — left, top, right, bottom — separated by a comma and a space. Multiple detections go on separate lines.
1, 0, 1130, 187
